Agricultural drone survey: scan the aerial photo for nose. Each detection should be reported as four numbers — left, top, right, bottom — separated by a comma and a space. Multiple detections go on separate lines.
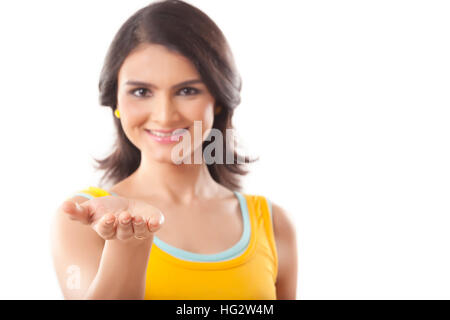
150, 94, 177, 123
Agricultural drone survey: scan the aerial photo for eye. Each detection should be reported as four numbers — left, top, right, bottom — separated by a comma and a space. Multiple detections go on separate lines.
178, 87, 200, 96
130, 88, 151, 98
129, 87, 201, 98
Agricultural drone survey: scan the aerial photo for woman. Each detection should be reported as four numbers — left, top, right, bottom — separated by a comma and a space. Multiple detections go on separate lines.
51, 0, 297, 300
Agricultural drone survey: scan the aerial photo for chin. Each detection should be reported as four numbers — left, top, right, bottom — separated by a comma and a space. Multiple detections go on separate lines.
148, 150, 174, 163
145, 149, 184, 165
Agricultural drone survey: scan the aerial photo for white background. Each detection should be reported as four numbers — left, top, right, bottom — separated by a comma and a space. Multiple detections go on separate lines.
0, 0, 449, 299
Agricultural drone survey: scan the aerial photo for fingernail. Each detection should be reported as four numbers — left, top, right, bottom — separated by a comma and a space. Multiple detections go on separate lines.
121, 218, 131, 224
133, 216, 143, 225
159, 214, 165, 225
75, 202, 82, 211
105, 217, 114, 225
150, 215, 159, 226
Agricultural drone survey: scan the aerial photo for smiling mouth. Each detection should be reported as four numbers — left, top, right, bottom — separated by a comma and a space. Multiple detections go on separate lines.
145, 127, 189, 137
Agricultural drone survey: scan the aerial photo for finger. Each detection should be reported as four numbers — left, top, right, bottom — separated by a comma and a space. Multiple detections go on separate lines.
61, 201, 92, 225
95, 213, 117, 240
147, 212, 165, 233
116, 211, 134, 241
132, 215, 151, 239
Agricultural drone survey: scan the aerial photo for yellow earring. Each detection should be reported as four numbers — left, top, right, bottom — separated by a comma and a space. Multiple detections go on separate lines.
215, 106, 222, 115
114, 109, 120, 119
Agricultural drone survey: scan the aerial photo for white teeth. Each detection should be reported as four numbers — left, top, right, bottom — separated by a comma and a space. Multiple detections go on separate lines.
172, 128, 188, 135
148, 129, 187, 137
149, 130, 173, 137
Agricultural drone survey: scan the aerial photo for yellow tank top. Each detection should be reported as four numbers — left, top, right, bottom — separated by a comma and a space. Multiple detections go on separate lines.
70, 186, 278, 299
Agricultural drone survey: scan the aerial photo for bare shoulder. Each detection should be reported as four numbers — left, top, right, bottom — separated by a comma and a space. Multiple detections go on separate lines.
271, 201, 298, 300
271, 202, 296, 240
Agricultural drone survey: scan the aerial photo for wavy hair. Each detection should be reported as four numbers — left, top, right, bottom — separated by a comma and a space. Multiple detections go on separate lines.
94, 0, 257, 191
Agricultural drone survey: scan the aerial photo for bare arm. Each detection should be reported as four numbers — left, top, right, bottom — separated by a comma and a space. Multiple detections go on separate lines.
272, 202, 298, 300
84, 237, 153, 299
51, 195, 162, 299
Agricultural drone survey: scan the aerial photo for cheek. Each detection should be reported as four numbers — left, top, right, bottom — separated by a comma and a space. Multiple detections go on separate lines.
118, 107, 147, 146
202, 107, 214, 130
199, 106, 214, 142
121, 111, 141, 135
183, 104, 214, 129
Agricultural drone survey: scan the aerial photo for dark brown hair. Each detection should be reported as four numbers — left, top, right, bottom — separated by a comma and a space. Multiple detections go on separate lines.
94, 0, 257, 191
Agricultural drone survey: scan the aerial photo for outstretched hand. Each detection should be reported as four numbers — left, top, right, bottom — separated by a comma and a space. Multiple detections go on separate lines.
61, 195, 164, 242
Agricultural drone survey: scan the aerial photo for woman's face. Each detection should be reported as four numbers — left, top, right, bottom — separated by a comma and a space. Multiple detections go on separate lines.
117, 43, 215, 164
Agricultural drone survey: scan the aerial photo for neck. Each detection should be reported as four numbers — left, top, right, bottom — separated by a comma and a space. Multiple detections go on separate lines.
128, 153, 221, 204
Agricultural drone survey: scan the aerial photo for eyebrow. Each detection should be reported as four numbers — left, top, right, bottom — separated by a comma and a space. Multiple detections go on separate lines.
124, 79, 203, 89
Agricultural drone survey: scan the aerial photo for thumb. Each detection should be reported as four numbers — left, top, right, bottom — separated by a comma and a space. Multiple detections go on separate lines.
62, 200, 92, 224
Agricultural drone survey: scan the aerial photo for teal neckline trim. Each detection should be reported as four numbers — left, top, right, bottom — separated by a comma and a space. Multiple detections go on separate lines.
267, 199, 273, 221
154, 191, 250, 262
74, 190, 250, 262
73, 192, 94, 199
